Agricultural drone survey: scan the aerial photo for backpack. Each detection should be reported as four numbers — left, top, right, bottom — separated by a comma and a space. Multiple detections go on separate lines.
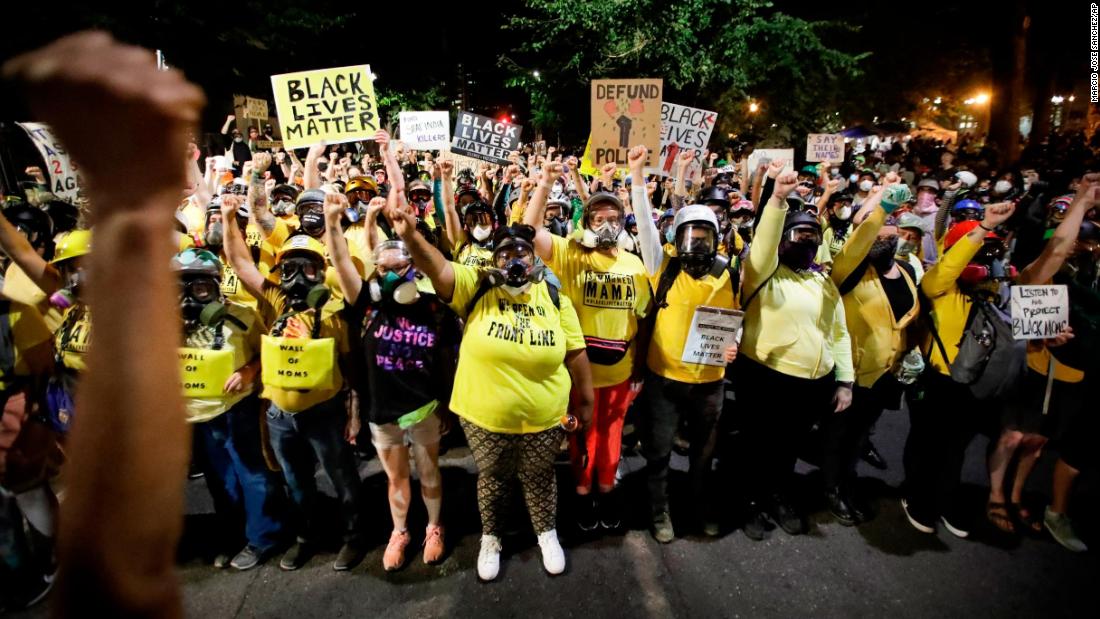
926, 294, 1026, 400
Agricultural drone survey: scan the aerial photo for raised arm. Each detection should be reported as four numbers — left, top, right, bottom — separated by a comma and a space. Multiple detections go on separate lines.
0, 209, 60, 293
440, 160, 465, 251
627, 145, 665, 276
4, 31, 206, 617
385, 194, 455, 301
1019, 176, 1099, 285
220, 194, 266, 298
745, 169, 798, 288
524, 161, 562, 260
304, 141, 326, 190
322, 192, 363, 304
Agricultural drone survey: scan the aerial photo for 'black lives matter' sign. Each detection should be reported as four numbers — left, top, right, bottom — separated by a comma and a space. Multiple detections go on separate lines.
450, 111, 522, 165
270, 65, 379, 149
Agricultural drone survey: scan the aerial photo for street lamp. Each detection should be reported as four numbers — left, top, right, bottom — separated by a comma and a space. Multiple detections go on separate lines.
749, 102, 759, 113
974, 92, 990, 105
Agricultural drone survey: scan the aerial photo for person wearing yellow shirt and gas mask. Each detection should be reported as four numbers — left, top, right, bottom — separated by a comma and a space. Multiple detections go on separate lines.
524, 160, 652, 534
628, 145, 740, 544
172, 248, 286, 572
221, 195, 365, 574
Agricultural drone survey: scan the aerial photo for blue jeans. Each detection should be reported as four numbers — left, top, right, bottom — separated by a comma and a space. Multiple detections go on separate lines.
193, 396, 286, 553
266, 396, 363, 544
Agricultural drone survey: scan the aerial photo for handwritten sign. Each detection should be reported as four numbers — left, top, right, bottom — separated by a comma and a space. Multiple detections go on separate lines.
681, 306, 743, 367
746, 148, 795, 180
806, 133, 844, 163
270, 65, 379, 149
261, 336, 336, 390
179, 348, 236, 398
1011, 285, 1070, 340
242, 96, 269, 120
16, 122, 80, 201
400, 111, 451, 151
450, 111, 522, 164
648, 102, 716, 178
590, 79, 662, 168
437, 151, 483, 176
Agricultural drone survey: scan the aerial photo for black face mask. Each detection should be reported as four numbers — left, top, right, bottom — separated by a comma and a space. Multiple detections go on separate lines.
281, 274, 314, 309
547, 217, 567, 238
181, 297, 206, 326
778, 239, 818, 271
300, 209, 325, 237
868, 235, 898, 272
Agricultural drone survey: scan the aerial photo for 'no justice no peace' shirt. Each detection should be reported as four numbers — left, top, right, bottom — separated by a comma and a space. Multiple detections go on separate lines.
446, 263, 585, 434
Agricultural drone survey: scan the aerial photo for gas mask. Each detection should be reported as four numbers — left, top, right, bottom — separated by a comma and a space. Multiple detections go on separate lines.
180, 276, 221, 328
279, 256, 325, 309
411, 196, 431, 218
204, 221, 224, 250
676, 225, 726, 279
547, 216, 568, 238
778, 227, 822, 272
896, 238, 919, 257
368, 268, 420, 305
485, 240, 544, 295
959, 241, 1015, 288
581, 220, 628, 249
299, 207, 326, 237
344, 202, 366, 225
273, 199, 296, 216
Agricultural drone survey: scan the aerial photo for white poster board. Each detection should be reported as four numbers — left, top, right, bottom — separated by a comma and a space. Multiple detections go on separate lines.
647, 102, 717, 179
1010, 285, 1069, 340
16, 122, 80, 202
399, 111, 451, 151
746, 148, 794, 180
681, 306, 744, 367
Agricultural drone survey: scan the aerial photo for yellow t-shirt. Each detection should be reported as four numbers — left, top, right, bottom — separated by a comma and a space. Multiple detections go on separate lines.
447, 263, 585, 433
456, 243, 494, 269
647, 248, 738, 384
54, 304, 91, 373
257, 282, 349, 413
0, 300, 52, 392
182, 303, 263, 423
1, 263, 64, 332
1026, 346, 1085, 383
545, 235, 651, 388
179, 200, 206, 237
220, 223, 283, 309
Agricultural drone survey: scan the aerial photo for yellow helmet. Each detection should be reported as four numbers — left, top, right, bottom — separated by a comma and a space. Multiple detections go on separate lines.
345, 176, 379, 196
275, 234, 326, 263
51, 229, 92, 264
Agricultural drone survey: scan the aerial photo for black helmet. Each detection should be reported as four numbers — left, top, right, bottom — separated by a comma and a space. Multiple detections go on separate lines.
783, 209, 822, 236
42, 200, 79, 235
3, 202, 53, 250
272, 184, 300, 202
295, 189, 326, 216
698, 185, 730, 206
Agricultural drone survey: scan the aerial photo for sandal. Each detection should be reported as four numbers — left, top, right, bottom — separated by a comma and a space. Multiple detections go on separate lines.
1011, 503, 1043, 534
986, 502, 1016, 534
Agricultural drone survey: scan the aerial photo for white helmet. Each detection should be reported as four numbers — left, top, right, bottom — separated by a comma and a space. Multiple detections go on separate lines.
673, 204, 720, 233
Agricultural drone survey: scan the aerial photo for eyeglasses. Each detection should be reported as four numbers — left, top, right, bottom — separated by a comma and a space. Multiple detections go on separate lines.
181, 278, 220, 303
279, 257, 324, 282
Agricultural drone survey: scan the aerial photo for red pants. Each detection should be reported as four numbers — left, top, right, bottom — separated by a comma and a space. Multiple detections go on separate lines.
570, 380, 636, 491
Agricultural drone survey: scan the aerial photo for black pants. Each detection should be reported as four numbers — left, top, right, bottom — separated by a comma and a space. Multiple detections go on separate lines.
734, 357, 836, 505
820, 373, 900, 489
639, 371, 723, 518
902, 370, 989, 517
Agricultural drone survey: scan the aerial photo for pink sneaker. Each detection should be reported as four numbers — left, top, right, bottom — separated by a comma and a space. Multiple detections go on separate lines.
423, 524, 445, 564
383, 530, 410, 571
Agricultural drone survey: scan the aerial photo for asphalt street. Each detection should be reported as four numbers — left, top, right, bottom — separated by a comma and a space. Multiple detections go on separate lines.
11, 403, 1098, 618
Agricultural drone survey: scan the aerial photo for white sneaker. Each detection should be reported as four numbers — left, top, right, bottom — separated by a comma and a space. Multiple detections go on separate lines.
537, 529, 566, 575
477, 535, 502, 581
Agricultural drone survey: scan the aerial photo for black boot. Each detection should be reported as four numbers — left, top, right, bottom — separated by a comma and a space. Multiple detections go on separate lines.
576, 493, 599, 532
741, 502, 774, 541
770, 495, 806, 535
598, 491, 622, 531
826, 487, 858, 526
861, 442, 887, 470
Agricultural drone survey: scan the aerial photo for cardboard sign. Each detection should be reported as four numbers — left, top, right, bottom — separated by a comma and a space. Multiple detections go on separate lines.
681, 306, 743, 367
399, 111, 451, 151
261, 336, 336, 390
590, 79, 662, 168
179, 347, 236, 398
16, 122, 80, 201
242, 96, 269, 120
648, 102, 717, 178
270, 65, 379, 150
1011, 285, 1070, 340
437, 151, 483, 176
806, 133, 844, 163
746, 148, 795, 180
450, 111, 522, 164
255, 140, 284, 151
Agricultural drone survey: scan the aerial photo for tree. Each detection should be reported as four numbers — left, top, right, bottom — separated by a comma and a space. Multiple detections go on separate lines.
499, 0, 867, 146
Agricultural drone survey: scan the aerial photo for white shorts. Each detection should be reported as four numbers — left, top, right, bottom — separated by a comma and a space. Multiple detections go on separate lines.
369, 415, 441, 449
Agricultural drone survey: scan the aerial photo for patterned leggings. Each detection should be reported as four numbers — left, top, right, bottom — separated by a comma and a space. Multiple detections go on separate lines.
460, 419, 562, 536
